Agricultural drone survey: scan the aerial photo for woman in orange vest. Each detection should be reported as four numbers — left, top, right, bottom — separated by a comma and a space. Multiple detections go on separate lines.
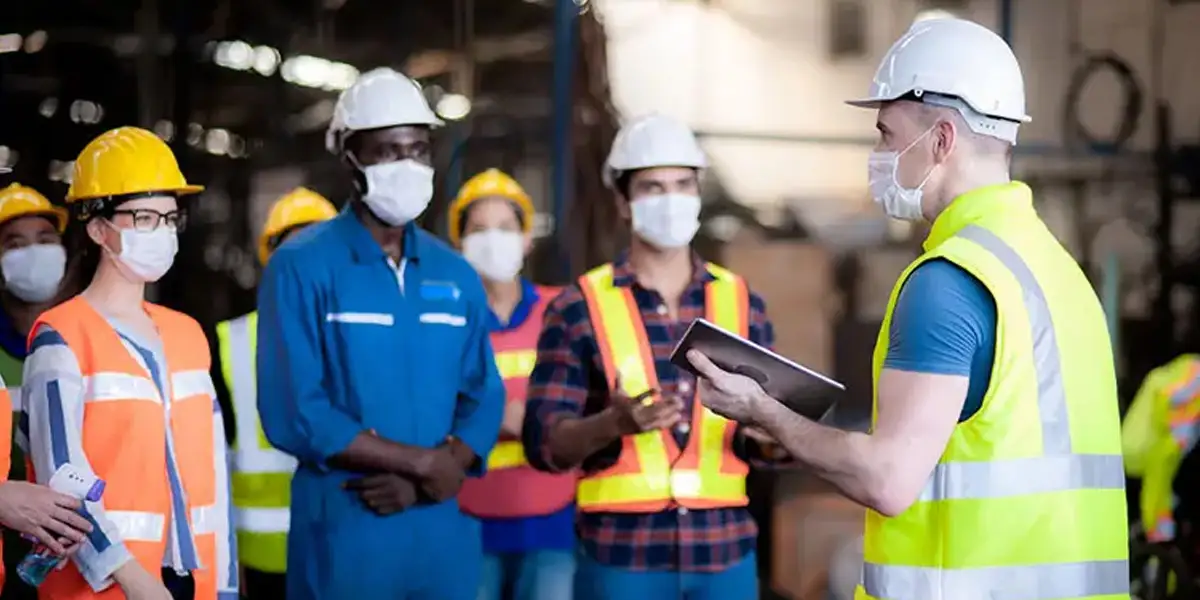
21, 127, 237, 600
451, 170, 577, 600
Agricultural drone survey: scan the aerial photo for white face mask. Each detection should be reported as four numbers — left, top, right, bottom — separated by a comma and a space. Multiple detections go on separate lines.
868, 126, 938, 221
105, 224, 179, 283
630, 193, 702, 249
462, 229, 525, 282
361, 159, 435, 226
1, 244, 66, 303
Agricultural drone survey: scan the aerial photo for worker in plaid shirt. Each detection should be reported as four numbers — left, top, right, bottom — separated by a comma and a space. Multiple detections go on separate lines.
521, 113, 784, 600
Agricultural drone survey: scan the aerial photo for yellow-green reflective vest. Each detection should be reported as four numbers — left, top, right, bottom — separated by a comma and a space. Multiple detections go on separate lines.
217, 311, 297, 574
856, 183, 1130, 600
1122, 354, 1200, 542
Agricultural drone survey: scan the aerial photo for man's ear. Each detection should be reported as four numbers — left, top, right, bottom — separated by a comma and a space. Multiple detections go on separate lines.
934, 120, 958, 163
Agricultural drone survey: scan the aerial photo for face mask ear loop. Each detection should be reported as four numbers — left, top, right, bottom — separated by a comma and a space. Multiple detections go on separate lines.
892, 125, 940, 191
345, 150, 369, 198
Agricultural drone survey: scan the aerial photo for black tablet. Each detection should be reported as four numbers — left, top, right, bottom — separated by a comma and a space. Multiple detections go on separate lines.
670, 318, 845, 421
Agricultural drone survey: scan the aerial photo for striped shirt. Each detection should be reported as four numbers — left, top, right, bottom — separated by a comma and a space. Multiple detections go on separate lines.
20, 311, 237, 597
522, 252, 776, 572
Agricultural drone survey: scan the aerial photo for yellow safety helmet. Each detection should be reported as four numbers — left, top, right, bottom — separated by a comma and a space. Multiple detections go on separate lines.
0, 183, 68, 232
448, 169, 534, 246
66, 126, 204, 206
258, 187, 338, 264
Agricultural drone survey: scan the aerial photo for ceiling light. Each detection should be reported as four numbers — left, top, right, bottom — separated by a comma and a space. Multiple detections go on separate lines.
0, 34, 22, 54
914, 8, 956, 23
24, 30, 47, 53
436, 93, 472, 121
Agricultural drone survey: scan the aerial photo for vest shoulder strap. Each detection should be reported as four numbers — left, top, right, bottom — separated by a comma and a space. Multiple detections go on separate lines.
145, 302, 210, 371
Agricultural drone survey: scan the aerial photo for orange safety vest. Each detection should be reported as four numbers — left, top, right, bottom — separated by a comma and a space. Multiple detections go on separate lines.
575, 262, 750, 513
0, 385, 10, 590
459, 286, 578, 519
30, 297, 220, 600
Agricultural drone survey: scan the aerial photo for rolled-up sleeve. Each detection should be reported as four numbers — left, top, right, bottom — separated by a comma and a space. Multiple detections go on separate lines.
210, 395, 238, 599
256, 249, 362, 465
522, 290, 595, 474
450, 275, 505, 476
22, 325, 132, 591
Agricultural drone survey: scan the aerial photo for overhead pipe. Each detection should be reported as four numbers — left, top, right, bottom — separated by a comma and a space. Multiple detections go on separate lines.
998, 0, 1014, 48
550, 0, 577, 279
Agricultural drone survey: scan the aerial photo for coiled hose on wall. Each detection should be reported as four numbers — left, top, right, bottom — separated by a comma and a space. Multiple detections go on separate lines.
1062, 52, 1144, 152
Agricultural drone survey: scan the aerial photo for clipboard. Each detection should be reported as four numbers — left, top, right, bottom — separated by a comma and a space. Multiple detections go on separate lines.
669, 318, 845, 421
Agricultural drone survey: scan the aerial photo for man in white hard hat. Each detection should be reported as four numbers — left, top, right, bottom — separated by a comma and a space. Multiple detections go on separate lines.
255, 67, 505, 599
686, 17, 1130, 600
521, 113, 785, 599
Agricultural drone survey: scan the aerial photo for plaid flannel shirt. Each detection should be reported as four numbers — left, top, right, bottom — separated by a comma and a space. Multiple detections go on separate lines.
522, 252, 776, 572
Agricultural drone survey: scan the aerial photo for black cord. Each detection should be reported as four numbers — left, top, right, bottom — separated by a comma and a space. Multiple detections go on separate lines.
1062, 52, 1144, 152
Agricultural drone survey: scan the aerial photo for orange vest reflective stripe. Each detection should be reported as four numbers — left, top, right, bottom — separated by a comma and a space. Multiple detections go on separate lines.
31, 297, 220, 600
459, 286, 578, 519
575, 262, 750, 513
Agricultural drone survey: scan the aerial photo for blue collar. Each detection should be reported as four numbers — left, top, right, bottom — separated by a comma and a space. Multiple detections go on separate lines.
0, 308, 27, 359
489, 279, 539, 332
336, 204, 423, 264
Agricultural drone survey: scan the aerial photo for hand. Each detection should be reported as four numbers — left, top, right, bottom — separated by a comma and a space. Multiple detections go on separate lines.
608, 375, 683, 436
345, 473, 419, 515
741, 426, 776, 445
114, 562, 173, 600
500, 400, 526, 438
412, 446, 466, 502
0, 481, 92, 555
688, 350, 767, 423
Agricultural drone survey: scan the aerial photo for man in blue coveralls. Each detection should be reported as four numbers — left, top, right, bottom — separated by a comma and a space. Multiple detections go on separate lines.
255, 67, 506, 599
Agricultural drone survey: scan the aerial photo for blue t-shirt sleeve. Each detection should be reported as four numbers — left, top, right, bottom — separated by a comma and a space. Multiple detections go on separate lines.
884, 258, 997, 421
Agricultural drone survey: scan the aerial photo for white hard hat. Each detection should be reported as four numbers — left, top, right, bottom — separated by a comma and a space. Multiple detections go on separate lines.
326, 67, 443, 154
847, 18, 1030, 142
604, 113, 706, 189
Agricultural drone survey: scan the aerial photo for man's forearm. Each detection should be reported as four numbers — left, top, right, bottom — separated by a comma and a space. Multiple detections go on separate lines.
545, 409, 624, 470
752, 394, 885, 510
327, 432, 432, 477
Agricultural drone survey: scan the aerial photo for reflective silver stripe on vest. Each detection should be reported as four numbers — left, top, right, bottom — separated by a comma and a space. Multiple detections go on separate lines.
865, 225, 1128, 599
916, 453, 1125, 502
957, 225, 1070, 454
227, 316, 298, 475
863, 559, 1130, 600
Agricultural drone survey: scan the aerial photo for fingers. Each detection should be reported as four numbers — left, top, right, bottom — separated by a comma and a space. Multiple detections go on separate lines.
51, 492, 82, 511
55, 507, 93, 534
741, 426, 774, 444
686, 350, 722, 378
33, 526, 66, 555
344, 474, 390, 491
45, 511, 89, 544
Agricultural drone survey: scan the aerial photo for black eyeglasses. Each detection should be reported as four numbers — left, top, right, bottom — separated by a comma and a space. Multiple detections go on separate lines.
111, 209, 187, 232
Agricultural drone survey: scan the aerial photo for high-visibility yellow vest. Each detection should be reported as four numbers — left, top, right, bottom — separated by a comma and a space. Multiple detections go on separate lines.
856, 183, 1129, 600
1122, 354, 1200, 542
217, 311, 297, 574
575, 261, 750, 513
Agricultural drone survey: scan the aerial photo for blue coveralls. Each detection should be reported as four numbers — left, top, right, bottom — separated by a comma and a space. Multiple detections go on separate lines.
255, 208, 505, 600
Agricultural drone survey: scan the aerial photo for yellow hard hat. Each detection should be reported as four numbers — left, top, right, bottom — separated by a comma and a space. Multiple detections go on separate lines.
448, 169, 534, 246
66, 126, 204, 204
0, 183, 67, 232
258, 187, 338, 264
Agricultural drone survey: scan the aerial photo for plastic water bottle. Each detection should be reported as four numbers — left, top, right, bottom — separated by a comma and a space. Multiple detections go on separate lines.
16, 465, 105, 586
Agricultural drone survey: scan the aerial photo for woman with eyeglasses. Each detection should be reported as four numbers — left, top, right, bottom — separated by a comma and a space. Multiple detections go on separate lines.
20, 127, 237, 600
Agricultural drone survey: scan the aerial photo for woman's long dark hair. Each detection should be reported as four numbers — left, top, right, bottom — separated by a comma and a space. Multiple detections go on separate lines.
60, 215, 100, 298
